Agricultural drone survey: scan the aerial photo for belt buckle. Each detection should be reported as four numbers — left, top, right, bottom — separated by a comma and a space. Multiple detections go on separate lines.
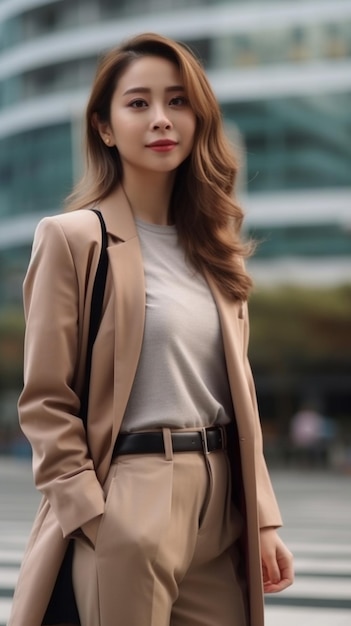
200, 427, 210, 455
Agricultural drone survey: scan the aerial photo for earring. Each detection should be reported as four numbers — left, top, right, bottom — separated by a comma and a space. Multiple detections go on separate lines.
105, 138, 110, 145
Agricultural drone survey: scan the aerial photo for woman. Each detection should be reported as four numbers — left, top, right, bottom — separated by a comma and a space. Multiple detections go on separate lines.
9, 33, 293, 626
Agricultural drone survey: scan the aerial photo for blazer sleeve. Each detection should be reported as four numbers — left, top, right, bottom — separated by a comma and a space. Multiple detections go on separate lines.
242, 301, 283, 529
18, 217, 105, 538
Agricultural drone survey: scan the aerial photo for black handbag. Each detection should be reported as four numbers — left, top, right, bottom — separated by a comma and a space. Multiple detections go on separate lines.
43, 209, 108, 625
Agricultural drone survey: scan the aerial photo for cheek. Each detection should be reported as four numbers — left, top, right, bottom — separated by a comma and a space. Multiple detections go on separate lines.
110, 112, 140, 140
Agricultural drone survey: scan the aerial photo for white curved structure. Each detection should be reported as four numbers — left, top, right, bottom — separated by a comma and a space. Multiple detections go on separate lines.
0, 0, 351, 290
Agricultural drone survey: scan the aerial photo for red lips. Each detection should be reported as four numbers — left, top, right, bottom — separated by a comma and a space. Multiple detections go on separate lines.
147, 139, 177, 147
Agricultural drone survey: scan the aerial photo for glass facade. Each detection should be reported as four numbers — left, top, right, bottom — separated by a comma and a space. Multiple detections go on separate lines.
0, 0, 350, 271
0, 244, 31, 308
222, 92, 351, 192
0, 58, 97, 109
0, 0, 200, 51
1, 1, 350, 63
210, 22, 351, 69
0, 122, 72, 218
247, 223, 351, 259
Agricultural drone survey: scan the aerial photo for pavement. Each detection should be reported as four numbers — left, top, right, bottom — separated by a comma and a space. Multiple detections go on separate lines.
0, 457, 350, 625
266, 468, 351, 625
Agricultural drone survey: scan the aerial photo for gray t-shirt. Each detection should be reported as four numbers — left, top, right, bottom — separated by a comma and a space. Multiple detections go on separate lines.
121, 218, 234, 432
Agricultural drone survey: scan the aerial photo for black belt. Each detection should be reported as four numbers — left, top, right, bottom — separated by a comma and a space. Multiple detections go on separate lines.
112, 426, 227, 457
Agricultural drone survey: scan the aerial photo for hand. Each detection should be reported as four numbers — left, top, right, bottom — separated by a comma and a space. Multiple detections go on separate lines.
260, 527, 294, 593
81, 515, 102, 549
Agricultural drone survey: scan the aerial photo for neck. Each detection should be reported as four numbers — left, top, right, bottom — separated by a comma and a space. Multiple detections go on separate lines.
121, 170, 175, 225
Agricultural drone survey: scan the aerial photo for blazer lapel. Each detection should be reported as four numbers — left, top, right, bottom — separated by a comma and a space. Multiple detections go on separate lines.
205, 271, 255, 440
98, 187, 146, 448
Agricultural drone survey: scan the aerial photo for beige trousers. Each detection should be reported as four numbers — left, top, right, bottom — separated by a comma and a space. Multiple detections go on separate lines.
72, 431, 248, 626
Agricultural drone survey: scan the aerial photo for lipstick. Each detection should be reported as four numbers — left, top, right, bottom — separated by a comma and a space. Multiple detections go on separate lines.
146, 139, 177, 152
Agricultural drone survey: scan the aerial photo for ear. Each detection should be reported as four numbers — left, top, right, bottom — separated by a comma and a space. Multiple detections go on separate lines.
91, 112, 115, 147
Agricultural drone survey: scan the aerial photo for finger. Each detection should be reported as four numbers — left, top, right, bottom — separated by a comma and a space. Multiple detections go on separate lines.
262, 554, 281, 585
262, 564, 270, 583
264, 560, 294, 594
264, 576, 293, 594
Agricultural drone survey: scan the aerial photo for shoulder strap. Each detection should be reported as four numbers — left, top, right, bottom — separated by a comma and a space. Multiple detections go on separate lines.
80, 209, 108, 428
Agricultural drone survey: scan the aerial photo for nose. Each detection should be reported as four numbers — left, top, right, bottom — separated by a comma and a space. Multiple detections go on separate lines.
151, 107, 172, 131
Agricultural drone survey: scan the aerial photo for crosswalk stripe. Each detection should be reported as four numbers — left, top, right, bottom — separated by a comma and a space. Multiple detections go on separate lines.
265, 606, 351, 626
1, 463, 350, 626
0, 600, 13, 625
1, 532, 350, 625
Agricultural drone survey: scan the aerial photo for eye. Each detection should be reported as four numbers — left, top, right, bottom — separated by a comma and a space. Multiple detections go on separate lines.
129, 99, 148, 108
170, 96, 188, 106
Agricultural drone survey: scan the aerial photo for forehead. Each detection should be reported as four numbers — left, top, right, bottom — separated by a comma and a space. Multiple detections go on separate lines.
116, 55, 183, 93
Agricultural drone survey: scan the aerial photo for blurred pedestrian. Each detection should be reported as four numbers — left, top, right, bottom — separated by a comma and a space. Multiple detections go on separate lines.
289, 403, 333, 468
9, 33, 293, 626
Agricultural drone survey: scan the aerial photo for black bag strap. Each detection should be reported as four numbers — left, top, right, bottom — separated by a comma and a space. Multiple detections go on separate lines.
79, 209, 108, 429
43, 210, 108, 626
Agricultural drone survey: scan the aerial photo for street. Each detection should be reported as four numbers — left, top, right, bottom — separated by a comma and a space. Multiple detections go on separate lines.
266, 467, 351, 625
0, 457, 350, 625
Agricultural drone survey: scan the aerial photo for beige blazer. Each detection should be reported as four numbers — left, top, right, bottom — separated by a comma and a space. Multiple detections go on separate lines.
9, 186, 282, 626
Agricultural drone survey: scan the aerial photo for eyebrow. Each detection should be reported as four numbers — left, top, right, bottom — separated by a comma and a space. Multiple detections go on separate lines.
122, 85, 185, 96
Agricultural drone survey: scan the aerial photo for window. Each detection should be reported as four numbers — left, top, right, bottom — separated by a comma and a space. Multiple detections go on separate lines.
0, 123, 72, 219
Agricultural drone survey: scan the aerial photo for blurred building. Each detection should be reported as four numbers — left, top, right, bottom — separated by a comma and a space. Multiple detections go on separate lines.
1, 0, 351, 310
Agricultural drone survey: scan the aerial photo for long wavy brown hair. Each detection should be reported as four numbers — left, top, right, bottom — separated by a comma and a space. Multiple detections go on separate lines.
66, 32, 254, 300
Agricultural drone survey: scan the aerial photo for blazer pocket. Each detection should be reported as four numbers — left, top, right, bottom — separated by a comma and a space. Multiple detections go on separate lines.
94, 462, 120, 550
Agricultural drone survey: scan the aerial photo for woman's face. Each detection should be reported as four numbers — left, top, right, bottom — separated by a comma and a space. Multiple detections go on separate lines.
98, 55, 196, 179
